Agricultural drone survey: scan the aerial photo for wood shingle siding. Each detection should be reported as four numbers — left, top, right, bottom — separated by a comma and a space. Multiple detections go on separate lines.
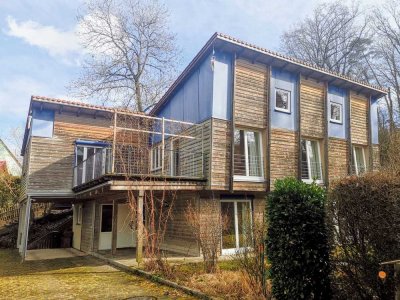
270, 129, 298, 188
350, 93, 369, 145
80, 200, 95, 252
328, 138, 349, 181
300, 77, 325, 138
372, 144, 380, 171
234, 59, 268, 128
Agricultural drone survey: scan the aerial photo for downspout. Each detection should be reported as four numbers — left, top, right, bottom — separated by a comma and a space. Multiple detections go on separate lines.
229, 53, 237, 193
347, 91, 352, 174
297, 73, 302, 180
324, 82, 329, 187
266, 65, 272, 192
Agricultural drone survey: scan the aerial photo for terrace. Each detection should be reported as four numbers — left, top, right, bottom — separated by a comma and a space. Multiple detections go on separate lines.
72, 112, 208, 192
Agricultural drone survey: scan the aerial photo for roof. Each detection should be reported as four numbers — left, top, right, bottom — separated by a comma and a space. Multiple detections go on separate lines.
151, 32, 388, 114
21, 96, 143, 155
0, 139, 22, 169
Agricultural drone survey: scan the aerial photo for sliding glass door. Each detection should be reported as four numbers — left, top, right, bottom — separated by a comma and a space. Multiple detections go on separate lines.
221, 200, 252, 255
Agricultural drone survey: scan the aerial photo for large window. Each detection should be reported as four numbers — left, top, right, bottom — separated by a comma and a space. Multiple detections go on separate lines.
74, 143, 111, 186
353, 145, 367, 175
221, 200, 252, 255
233, 129, 264, 181
301, 139, 323, 183
275, 88, 291, 113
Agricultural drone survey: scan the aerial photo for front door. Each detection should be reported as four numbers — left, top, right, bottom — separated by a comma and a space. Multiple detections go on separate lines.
99, 204, 113, 250
117, 203, 136, 248
221, 200, 252, 255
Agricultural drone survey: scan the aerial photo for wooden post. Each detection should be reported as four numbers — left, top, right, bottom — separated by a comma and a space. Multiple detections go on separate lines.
229, 53, 237, 193
367, 95, 373, 171
266, 65, 272, 191
111, 200, 118, 256
161, 117, 165, 175
297, 73, 302, 180
324, 82, 329, 187
136, 190, 144, 263
111, 111, 117, 173
347, 91, 352, 175
22, 196, 32, 261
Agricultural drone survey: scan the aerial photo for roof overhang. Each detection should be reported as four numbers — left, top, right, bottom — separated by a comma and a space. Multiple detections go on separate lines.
151, 32, 388, 115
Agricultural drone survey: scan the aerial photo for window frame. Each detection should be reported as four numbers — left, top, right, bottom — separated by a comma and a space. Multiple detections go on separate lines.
353, 145, 367, 175
301, 139, 324, 184
151, 144, 162, 171
75, 144, 107, 185
233, 128, 264, 182
330, 101, 343, 124
275, 88, 291, 113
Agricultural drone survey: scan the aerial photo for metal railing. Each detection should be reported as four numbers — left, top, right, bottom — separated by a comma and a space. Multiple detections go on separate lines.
233, 154, 264, 178
73, 146, 205, 187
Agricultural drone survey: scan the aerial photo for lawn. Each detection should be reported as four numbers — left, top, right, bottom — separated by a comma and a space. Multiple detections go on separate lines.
0, 249, 195, 300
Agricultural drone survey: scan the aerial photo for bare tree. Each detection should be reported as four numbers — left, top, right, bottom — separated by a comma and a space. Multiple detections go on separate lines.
70, 0, 180, 111
280, 1, 372, 79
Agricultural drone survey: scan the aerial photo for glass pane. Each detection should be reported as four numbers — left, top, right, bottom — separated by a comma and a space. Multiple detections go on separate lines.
331, 103, 342, 122
234, 129, 246, 176
355, 147, 365, 174
101, 205, 113, 232
247, 131, 262, 177
237, 202, 252, 248
308, 141, 322, 180
301, 140, 309, 180
276, 89, 290, 111
221, 202, 236, 250
86, 148, 95, 181
76, 147, 84, 185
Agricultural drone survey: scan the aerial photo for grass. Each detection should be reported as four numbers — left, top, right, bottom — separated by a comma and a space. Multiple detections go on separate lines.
0, 249, 195, 300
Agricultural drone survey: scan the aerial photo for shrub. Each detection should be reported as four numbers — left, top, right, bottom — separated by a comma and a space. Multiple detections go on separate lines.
267, 177, 331, 299
328, 172, 400, 299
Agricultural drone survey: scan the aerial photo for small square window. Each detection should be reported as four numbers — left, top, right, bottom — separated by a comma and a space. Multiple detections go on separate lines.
275, 89, 291, 113
330, 102, 343, 124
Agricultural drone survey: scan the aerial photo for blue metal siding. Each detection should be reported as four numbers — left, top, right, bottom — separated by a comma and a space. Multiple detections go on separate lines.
370, 98, 379, 144
156, 54, 213, 123
328, 85, 347, 139
31, 108, 54, 138
212, 51, 232, 120
270, 68, 298, 130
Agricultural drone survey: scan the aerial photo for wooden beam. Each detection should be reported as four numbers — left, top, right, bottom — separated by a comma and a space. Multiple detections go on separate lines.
323, 82, 329, 187
229, 53, 237, 193
266, 65, 272, 192
136, 190, 144, 263
367, 95, 373, 171
347, 90, 353, 175
297, 73, 302, 180
111, 199, 118, 256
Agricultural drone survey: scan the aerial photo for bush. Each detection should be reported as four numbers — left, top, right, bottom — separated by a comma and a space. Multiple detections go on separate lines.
267, 177, 331, 299
328, 172, 400, 299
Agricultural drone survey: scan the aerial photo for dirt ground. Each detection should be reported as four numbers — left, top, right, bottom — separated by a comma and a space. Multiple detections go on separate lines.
0, 249, 195, 300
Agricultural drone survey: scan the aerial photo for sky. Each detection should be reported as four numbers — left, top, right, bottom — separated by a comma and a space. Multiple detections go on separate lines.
0, 0, 382, 153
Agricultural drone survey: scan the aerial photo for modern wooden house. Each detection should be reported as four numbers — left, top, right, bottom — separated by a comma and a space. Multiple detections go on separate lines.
17, 33, 386, 260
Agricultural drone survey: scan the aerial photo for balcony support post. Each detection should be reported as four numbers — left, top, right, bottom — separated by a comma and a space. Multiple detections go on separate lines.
112, 111, 117, 173
161, 117, 165, 175
136, 190, 144, 263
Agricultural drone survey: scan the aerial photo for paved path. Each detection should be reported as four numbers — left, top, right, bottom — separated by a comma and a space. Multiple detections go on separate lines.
0, 249, 195, 300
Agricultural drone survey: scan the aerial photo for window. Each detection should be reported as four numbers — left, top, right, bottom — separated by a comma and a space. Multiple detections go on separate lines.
353, 145, 367, 175
76, 204, 82, 225
221, 200, 252, 255
31, 109, 54, 138
275, 88, 291, 113
301, 140, 323, 183
234, 129, 264, 181
101, 205, 113, 233
151, 145, 162, 171
330, 102, 343, 124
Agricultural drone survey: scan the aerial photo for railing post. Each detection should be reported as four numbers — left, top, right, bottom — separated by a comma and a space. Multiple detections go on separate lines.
161, 117, 165, 175
112, 111, 117, 174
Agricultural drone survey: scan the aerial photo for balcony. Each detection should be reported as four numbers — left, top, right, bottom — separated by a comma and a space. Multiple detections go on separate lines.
72, 113, 207, 189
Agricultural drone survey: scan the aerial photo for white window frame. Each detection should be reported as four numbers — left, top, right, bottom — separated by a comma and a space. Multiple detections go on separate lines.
353, 145, 367, 175
75, 145, 105, 185
220, 199, 253, 256
234, 129, 264, 182
302, 139, 324, 184
275, 88, 291, 113
151, 145, 162, 171
330, 101, 343, 124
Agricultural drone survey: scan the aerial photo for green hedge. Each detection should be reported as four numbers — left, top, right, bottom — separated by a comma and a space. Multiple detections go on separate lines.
267, 177, 331, 299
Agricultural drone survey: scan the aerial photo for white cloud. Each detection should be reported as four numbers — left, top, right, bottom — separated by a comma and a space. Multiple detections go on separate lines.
5, 16, 82, 58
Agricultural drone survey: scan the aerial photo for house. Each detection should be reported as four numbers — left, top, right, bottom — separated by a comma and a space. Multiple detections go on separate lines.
0, 139, 22, 176
17, 33, 386, 260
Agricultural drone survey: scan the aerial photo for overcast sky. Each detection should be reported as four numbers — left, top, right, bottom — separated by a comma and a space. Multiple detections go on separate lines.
0, 0, 382, 151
